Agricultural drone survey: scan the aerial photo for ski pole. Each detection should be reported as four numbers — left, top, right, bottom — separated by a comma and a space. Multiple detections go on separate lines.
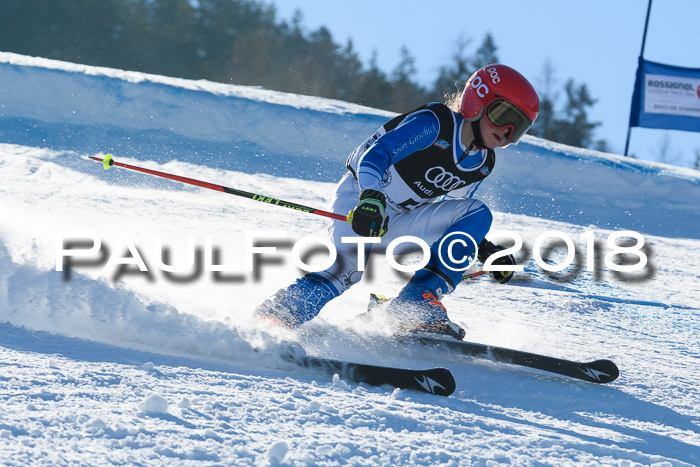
463, 270, 489, 280
89, 154, 349, 222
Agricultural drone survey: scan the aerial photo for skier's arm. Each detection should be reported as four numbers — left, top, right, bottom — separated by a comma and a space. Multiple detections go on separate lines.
356, 112, 440, 192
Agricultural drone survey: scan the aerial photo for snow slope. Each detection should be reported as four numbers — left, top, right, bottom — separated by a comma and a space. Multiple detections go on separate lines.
0, 52, 699, 465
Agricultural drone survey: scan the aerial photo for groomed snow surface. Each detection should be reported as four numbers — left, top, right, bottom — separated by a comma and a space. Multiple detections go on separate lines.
0, 53, 699, 465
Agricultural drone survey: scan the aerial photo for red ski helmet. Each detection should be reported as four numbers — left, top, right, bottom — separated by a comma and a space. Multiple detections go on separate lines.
460, 64, 539, 144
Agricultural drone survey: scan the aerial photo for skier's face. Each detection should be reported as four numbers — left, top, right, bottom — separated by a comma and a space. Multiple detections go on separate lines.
479, 117, 511, 149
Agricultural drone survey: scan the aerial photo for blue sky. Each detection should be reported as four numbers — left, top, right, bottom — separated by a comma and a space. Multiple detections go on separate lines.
265, 0, 700, 168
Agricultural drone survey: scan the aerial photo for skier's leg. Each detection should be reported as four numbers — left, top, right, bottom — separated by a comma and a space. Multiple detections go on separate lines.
412, 200, 492, 295
382, 199, 493, 338
254, 273, 343, 327
255, 173, 370, 327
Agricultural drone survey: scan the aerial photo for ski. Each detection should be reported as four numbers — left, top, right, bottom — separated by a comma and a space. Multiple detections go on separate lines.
409, 335, 619, 384
365, 294, 618, 384
281, 352, 456, 396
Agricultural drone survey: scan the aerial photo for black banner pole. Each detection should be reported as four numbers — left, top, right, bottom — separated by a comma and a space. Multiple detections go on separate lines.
624, 0, 653, 157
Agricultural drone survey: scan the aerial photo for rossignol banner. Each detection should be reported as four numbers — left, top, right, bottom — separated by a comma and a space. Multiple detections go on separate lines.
629, 58, 700, 132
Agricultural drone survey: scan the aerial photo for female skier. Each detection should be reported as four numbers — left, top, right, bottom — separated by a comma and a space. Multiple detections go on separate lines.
255, 64, 539, 339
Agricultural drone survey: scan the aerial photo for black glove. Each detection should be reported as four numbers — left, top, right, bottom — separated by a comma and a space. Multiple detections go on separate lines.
477, 238, 516, 284
350, 189, 389, 237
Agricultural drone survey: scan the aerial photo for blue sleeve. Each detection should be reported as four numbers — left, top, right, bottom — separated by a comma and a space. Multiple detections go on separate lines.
357, 111, 440, 192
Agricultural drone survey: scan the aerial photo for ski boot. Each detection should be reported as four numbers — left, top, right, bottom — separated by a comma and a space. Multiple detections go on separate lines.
385, 284, 466, 340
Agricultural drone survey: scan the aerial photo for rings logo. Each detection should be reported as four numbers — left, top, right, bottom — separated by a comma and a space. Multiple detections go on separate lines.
424, 166, 467, 191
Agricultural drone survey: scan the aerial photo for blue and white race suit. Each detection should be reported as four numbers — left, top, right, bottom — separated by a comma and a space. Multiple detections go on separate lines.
278, 103, 496, 325
346, 103, 494, 212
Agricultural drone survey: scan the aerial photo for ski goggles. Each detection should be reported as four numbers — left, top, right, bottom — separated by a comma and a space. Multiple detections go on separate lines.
485, 99, 534, 144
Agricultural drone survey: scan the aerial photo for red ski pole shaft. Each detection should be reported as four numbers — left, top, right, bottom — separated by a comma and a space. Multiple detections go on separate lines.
462, 270, 490, 280
89, 154, 349, 222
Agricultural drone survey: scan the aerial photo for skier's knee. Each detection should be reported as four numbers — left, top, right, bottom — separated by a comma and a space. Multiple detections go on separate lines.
313, 268, 363, 294
417, 203, 494, 294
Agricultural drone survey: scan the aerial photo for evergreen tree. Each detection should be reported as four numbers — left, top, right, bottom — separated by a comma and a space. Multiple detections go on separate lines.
593, 139, 610, 153
654, 132, 680, 165
530, 61, 606, 150
430, 36, 473, 103
141, 0, 198, 77
530, 60, 557, 140
550, 79, 600, 148
0, 0, 607, 152
387, 46, 428, 111
429, 33, 498, 105
351, 52, 395, 109
470, 32, 498, 69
